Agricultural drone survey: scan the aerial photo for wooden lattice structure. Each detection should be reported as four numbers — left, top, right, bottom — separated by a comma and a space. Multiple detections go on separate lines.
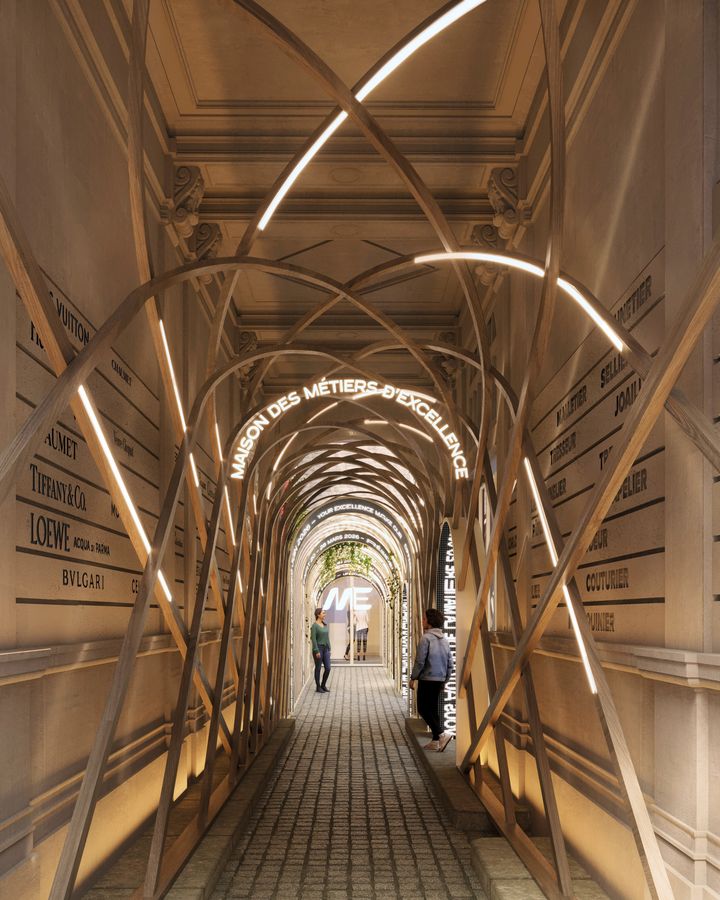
0, 1, 717, 898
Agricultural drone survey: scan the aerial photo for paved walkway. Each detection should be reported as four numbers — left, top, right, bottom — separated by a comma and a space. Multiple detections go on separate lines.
211, 666, 486, 899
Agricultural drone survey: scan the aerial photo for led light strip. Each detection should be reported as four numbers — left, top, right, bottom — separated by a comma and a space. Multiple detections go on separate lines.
159, 319, 203, 486
78, 385, 173, 602
415, 252, 625, 352
257, 0, 486, 231
399, 423, 434, 443
523, 458, 597, 693
307, 401, 338, 423
224, 486, 236, 546
273, 433, 297, 472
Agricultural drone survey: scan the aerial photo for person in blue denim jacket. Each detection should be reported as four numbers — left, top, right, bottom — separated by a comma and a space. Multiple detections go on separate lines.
409, 608, 454, 751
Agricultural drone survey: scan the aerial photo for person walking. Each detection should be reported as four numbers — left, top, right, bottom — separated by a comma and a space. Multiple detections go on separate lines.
311, 607, 332, 693
409, 608, 454, 751
354, 606, 370, 661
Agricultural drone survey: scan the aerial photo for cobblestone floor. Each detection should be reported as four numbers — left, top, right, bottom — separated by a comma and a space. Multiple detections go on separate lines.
211, 665, 487, 899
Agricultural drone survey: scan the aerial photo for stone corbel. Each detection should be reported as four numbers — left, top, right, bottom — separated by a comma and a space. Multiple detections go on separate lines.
470, 223, 505, 286
487, 166, 529, 240
191, 223, 223, 284
236, 330, 258, 386
161, 166, 205, 239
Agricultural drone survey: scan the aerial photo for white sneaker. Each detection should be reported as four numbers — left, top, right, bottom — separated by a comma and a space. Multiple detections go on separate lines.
437, 733, 453, 752
424, 740, 440, 751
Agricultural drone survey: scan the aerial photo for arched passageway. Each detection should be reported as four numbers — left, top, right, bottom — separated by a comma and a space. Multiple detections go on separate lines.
1, 1, 719, 899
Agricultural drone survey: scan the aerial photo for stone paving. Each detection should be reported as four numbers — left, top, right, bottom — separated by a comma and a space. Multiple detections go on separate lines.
211, 666, 487, 899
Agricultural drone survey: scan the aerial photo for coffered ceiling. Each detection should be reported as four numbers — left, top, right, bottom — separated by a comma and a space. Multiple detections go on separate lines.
141, 0, 555, 392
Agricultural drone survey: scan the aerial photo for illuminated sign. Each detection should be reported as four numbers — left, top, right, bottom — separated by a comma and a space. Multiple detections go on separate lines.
401, 582, 409, 701
437, 524, 457, 732
321, 585, 372, 612
231, 379, 468, 481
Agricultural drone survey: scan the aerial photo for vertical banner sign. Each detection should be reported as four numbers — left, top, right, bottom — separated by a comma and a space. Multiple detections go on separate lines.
437, 524, 457, 731
401, 583, 409, 700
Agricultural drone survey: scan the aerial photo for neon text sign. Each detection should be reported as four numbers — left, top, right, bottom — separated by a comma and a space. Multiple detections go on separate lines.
322, 585, 373, 612
231, 378, 468, 480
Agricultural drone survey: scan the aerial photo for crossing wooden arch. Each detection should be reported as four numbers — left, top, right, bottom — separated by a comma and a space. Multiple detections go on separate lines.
2, 1, 719, 898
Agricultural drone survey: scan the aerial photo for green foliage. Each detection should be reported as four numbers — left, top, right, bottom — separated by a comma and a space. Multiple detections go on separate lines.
318, 541, 372, 590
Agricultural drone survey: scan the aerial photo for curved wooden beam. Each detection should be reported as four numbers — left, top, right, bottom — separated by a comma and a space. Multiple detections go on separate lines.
0, 255, 466, 502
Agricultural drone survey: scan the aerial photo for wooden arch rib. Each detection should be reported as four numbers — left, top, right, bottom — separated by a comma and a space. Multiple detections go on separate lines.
204, 0, 493, 510
274, 442, 432, 524
297, 517, 410, 582
50, 338, 448, 897
0, 254, 468, 503
142, 429, 429, 893
250, 419, 443, 508
246, 397, 448, 501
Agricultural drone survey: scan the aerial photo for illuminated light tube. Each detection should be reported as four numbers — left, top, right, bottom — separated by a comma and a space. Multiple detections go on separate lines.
265, 479, 273, 500
273, 433, 297, 472
190, 453, 200, 488
78, 385, 173, 602
157, 571, 173, 603
556, 277, 624, 352
264, 626, 270, 665
364, 419, 388, 425
257, 0, 486, 231
352, 391, 381, 401
308, 401, 338, 423
415, 252, 625, 353
236, 570, 243, 594
215, 421, 224, 461
158, 319, 187, 431
523, 458, 597, 694
224, 486, 236, 546
400, 423, 433, 443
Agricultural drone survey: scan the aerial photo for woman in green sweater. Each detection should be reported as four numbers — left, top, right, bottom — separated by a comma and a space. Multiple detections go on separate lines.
310, 607, 331, 693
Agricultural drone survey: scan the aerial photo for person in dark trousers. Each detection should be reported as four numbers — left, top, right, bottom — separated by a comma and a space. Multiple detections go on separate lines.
409, 608, 454, 751
311, 607, 331, 692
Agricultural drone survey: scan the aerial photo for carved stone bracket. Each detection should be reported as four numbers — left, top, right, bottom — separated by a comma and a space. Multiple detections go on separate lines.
191, 223, 222, 283
488, 167, 522, 239
236, 330, 259, 386
470, 223, 505, 285
161, 166, 205, 238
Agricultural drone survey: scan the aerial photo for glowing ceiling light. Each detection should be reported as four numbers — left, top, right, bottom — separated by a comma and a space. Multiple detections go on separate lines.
158, 319, 187, 431
400, 423, 433, 443
273, 432, 297, 472
364, 419, 388, 425
190, 454, 201, 488
257, 0, 486, 231
78, 385, 150, 553
523, 458, 597, 694
557, 277, 625, 352
160, 319, 203, 489
224, 486, 236, 546
415, 252, 625, 352
157, 571, 173, 603
308, 402, 338, 422
78, 385, 173, 602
